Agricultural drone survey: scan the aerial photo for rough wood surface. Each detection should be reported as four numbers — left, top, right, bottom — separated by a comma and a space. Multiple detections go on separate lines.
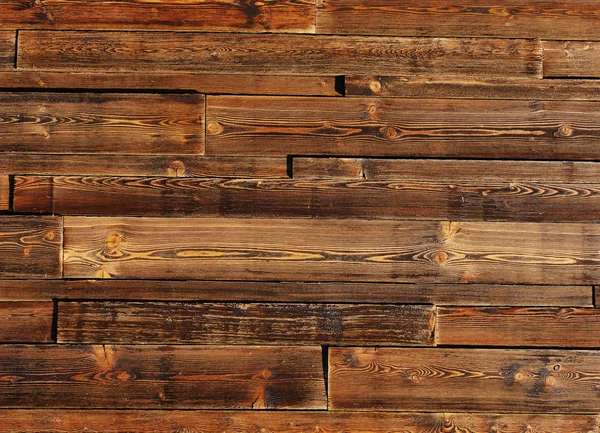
0, 93, 204, 154
0, 410, 597, 433
316, 0, 600, 40
0, 0, 315, 32
0, 302, 53, 343
0, 280, 591, 307
57, 302, 435, 346
0, 31, 15, 69
0, 345, 326, 409
206, 97, 600, 159
543, 41, 600, 78
0, 176, 8, 210
329, 347, 600, 412
0, 216, 62, 279
437, 307, 600, 347
18, 32, 542, 78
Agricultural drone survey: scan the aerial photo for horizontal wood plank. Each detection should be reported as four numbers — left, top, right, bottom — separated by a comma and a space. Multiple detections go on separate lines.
329, 347, 600, 412
0, 176, 8, 210
64, 217, 600, 284
0, 280, 591, 307
0, 345, 325, 409
316, 0, 600, 40
437, 307, 600, 347
0, 410, 597, 433
0, 216, 62, 279
206, 97, 600, 159
0, 93, 203, 154
18, 32, 542, 77
543, 41, 600, 78
0, 302, 53, 343
0, 0, 315, 32
57, 302, 434, 346
0, 31, 15, 70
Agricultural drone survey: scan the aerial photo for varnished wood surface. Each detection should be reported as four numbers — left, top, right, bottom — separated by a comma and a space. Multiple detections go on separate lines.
0, 345, 326, 409
543, 41, 600, 78
0, 302, 53, 343
0, 176, 8, 210
329, 347, 600, 412
0, 31, 15, 69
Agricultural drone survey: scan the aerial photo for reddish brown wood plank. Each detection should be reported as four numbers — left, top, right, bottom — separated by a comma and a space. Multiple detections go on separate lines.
0, 31, 15, 70
206, 97, 600, 159
0, 93, 203, 154
18, 32, 541, 78
329, 347, 600, 412
316, 0, 600, 40
0, 0, 315, 32
0, 302, 53, 343
543, 40, 600, 78
0, 176, 8, 210
0, 345, 325, 409
0, 216, 62, 279
437, 307, 600, 347
0, 410, 597, 433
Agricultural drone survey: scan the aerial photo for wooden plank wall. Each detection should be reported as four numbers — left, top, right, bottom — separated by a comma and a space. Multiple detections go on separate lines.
1, 1, 600, 431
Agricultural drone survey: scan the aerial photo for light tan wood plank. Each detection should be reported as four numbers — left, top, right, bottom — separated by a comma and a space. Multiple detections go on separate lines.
544, 40, 600, 78
0, 176, 8, 210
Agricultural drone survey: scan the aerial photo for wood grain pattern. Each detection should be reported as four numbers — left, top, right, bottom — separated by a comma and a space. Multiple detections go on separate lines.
437, 307, 600, 347
0, 302, 53, 343
0, 176, 8, 210
57, 302, 434, 346
329, 347, 600, 412
0, 280, 591, 307
0, 345, 326, 409
0, 93, 203, 154
0, 216, 62, 279
63, 217, 600, 284
0, 0, 315, 32
0, 410, 597, 433
316, 0, 600, 40
18, 32, 542, 78
543, 41, 600, 78
206, 97, 600, 159
0, 31, 15, 70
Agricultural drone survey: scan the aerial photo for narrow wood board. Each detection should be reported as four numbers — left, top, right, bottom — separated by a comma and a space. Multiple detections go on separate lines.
0, 216, 62, 279
0, 280, 592, 307
0, 345, 326, 409
0, 410, 597, 433
0, 93, 203, 154
316, 0, 600, 40
543, 41, 600, 78
0, 176, 8, 210
329, 347, 600, 412
0, 302, 53, 343
64, 217, 600, 284
0, 31, 15, 70
18, 32, 542, 78
437, 307, 600, 347
206, 97, 600, 159
0, 0, 315, 32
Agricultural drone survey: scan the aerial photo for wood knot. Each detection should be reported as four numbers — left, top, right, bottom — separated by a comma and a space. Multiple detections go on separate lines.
44, 231, 56, 241
382, 127, 397, 139
167, 160, 186, 177
104, 233, 122, 253
117, 371, 134, 382
206, 121, 224, 135
369, 79, 382, 94
555, 124, 573, 137
262, 367, 274, 380
434, 251, 448, 264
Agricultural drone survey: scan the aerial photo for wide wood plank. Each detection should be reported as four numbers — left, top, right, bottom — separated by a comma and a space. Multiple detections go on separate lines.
18, 32, 542, 78
0, 93, 203, 154
437, 307, 600, 347
543, 41, 600, 78
0, 280, 591, 307
63, 218, 600, 284
0, 302, 53, 343
329, 347, 600, 412
0, 0, 315, 32
0, 345, 325, 409
0, 410, 597, 433
58, 302, 434, 346
206, 97, 600, 159
0, 176, 8, 210
317, 0, 600, 40
0, 31, 15, 70
0, 216, 62, 279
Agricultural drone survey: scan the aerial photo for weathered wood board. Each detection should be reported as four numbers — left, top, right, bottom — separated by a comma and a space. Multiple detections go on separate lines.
543, 41, 600, 78
0, 302, 53, 343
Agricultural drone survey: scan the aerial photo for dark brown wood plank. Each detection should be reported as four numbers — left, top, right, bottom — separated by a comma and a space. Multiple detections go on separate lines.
437, 307, 600, 347
329, 347, 600, 412
0, 302, 53, 343
0, 31, 15, 70
0, 410, 597, 433
0, 216, 62, 279
63, 217, 600, 284
206, 97, 600, 159
18, 32, 542, 78
0, 345, 325, 409
0, 93, 203, 154
543, 40, 600, 78
0, 176, 8, 210
316, 0, 600, 40
0, 0, 315, 32
57, 302, 434, 346
0, 280, 591, 307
